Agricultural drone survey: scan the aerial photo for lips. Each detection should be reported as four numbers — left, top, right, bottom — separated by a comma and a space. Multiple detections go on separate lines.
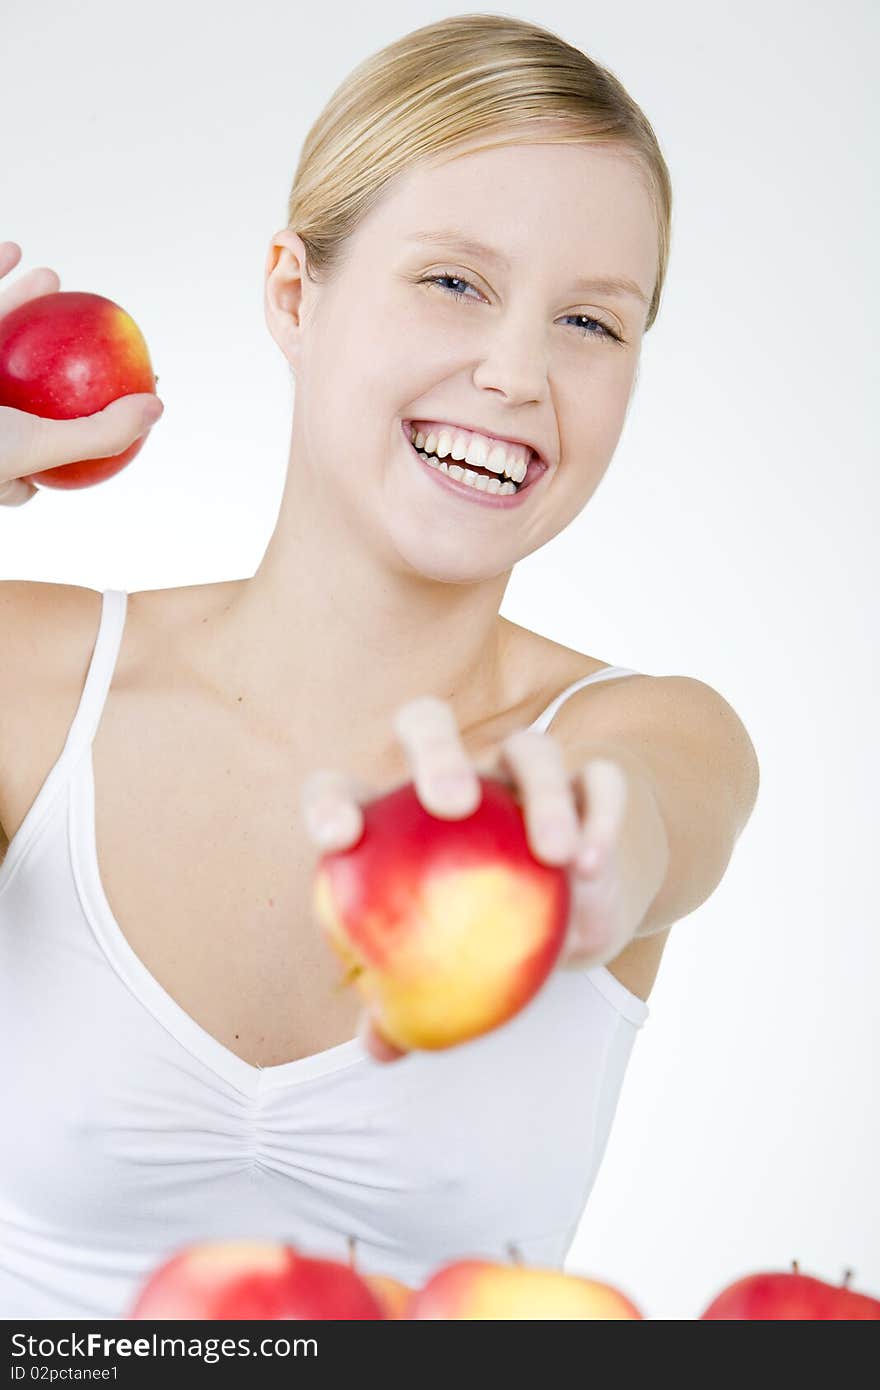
402, 421, 547, 510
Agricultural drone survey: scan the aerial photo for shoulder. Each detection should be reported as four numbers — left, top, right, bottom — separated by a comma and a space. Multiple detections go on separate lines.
0, 581, 103, 854
0, 580, 103, 695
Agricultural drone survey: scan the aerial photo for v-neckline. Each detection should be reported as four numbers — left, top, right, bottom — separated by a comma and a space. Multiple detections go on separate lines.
70, 747, 396, 1099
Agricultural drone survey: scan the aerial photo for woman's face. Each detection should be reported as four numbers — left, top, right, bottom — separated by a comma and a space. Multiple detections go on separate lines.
268, 134, 658, 583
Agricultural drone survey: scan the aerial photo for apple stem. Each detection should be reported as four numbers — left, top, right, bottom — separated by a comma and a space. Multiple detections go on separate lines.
348, 1234, 357, 1269
791, 1258, 799, 1275
842, 1268, 854, 1287
507, 1242, 524, 1266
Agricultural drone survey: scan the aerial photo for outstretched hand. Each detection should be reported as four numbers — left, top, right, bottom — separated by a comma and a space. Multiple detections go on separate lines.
300, 695, 635, 1063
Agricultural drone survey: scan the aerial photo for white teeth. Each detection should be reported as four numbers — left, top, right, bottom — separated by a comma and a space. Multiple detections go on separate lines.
463, 436, 489, 469
450, 431, 470, 461
434, 428, 455, 459
486, 443, 509, 476
416, 449, 517, 495
411, 423, 529, 483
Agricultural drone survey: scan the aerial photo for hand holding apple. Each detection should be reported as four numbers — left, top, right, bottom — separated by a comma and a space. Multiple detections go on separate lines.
0, 240, 164, 500
302, 694, 638, 1060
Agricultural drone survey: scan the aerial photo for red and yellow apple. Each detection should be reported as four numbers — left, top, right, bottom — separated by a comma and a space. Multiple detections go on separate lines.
364, 1273, 414, 1319
127, 1239, 386, 1319
406, 1257, 643, 1320
700, 1259, 880, 1319
0, 289, 158, 489
313, 774, 570, 1052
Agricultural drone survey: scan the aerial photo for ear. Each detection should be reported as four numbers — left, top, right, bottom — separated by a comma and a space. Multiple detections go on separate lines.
263, 229, 313, 366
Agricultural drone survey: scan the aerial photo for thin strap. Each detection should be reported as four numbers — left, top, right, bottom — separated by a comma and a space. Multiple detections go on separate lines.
528, 666, 642, 735
62, 589, 129, 761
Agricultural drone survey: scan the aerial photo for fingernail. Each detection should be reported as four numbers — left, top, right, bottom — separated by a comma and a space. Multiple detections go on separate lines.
143, 400, 164, 426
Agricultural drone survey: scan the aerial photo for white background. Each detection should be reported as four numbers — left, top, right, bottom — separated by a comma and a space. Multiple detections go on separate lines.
2, 1, 877, 1319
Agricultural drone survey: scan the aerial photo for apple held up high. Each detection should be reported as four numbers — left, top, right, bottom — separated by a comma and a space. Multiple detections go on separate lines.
699, 1259, 880, 1320
313, 774, 571, 1053
0, 289, 158, 490
127, 1239, 386, 1320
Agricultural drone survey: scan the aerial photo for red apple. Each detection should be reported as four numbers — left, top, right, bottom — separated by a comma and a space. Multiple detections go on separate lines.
313, 774, 570, 1052
700, 1259, 880, 1319
406, 1256, 643, 1320
127, 1239, 386, 1319
0, 289, 158, 489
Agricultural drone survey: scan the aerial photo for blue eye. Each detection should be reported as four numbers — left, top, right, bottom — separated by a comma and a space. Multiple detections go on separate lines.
420, 272, 623, 344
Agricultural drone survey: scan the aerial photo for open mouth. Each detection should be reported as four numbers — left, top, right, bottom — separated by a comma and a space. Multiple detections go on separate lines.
403, 421, 548, 503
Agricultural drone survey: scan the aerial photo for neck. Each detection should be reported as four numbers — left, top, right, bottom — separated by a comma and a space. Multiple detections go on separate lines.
204, 433, 517, 760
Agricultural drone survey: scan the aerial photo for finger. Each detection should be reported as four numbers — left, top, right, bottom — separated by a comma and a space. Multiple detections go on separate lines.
33, 395, 164, 469
0, 241, 23, 276
0, 262, 61, 318
392, 694, 480, 818
494, 727, 580, 864
0, 476, 39, 507
572, 758, 629, 877
0, 394, 164, 482
300, 767, 369, 852
558, 858, 631, 969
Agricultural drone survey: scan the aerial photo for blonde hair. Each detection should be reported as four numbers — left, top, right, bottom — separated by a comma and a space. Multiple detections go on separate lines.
286, 13, 672, 330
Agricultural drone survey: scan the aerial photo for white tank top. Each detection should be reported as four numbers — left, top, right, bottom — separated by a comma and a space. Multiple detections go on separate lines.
0, 589, 649, 1319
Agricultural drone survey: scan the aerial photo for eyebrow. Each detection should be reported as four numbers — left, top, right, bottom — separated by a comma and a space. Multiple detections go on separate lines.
405, 228, 650, 306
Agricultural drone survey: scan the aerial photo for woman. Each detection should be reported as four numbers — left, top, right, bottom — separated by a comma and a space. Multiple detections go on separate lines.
0, 15, 759, 1319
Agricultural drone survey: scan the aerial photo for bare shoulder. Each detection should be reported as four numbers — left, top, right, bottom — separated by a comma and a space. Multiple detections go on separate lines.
0, 579, 103, 703
0, 578, 236, 865
0, 580, 104, 859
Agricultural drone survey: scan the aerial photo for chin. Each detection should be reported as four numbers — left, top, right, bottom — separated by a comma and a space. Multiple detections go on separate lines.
394, 542, 509, 585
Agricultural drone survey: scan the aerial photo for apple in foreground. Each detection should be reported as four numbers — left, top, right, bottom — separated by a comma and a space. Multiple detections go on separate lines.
0, 289, 158, 489
365, 1273, 414, 1319
346, 1235, 414, 1318
313, 775, 571, 1052
700, 1259, 880, 1319
127, 1240, 386, 1319
406, 1256, 643, 1320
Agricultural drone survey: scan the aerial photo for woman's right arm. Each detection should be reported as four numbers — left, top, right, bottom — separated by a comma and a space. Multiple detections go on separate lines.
1, 238, 160, 867
0, 240, 163, 506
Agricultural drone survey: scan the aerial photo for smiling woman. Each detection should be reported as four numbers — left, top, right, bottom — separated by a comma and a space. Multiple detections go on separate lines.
0, 13, 758, 1326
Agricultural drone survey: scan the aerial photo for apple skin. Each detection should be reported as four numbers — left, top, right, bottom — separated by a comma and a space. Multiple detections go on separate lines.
313, 774, 570, 1052
406, 1259, 643, 1320
127, 1240, 386, 1319
365, 1273, 414, 1319
700, 1266, 880, 1320
0, 289, 157, 490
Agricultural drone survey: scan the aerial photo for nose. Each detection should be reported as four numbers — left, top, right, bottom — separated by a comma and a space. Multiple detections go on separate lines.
470, 310, 548, 408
